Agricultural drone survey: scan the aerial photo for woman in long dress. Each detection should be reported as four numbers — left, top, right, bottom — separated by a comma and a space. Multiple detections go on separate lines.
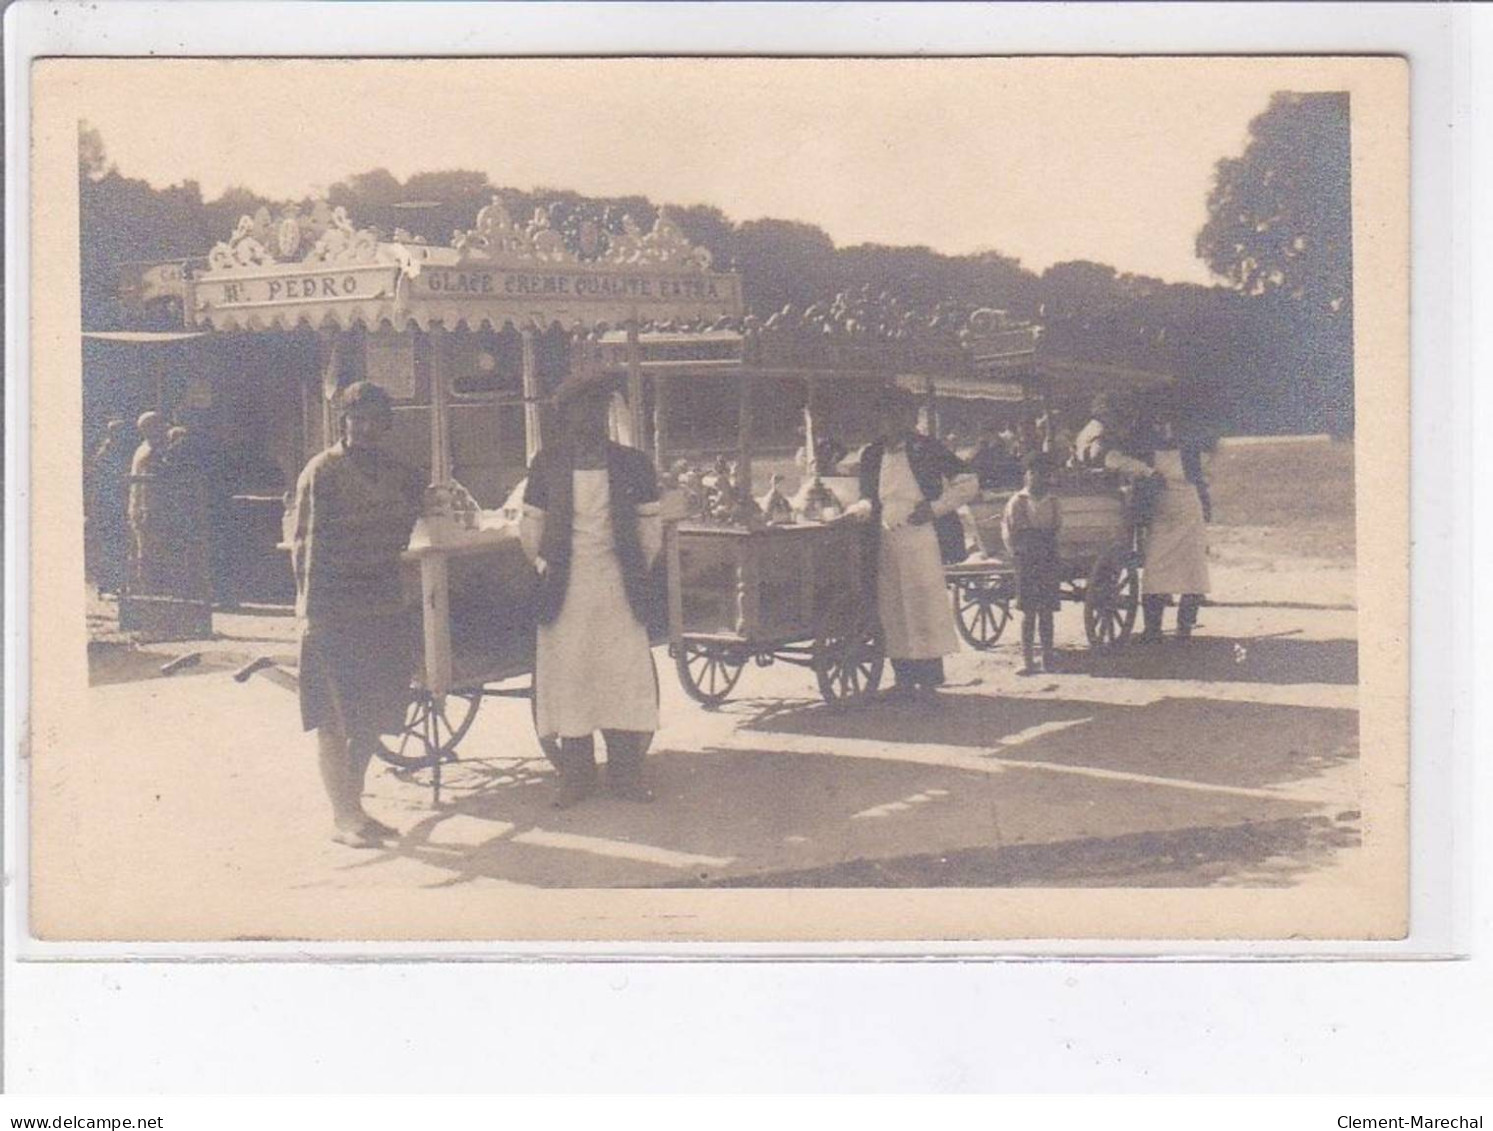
291, 381, 424, 848
520, 372, 663, 807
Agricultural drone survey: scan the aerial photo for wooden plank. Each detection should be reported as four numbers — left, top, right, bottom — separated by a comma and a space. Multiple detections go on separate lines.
626, 320, 647, 457
521, 326, 543, 464
736, 533, 758, 639
666, 522, 685, 648
653, 368, 669, 468
428, 325, 450, 486
420, 551, 453, 698
735, 367, 755, 496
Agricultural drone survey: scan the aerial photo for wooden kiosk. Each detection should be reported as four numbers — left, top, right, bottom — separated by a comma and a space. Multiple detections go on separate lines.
193, 199, 743, 778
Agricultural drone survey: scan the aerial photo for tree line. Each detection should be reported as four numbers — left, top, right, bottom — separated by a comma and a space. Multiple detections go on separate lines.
80, 91, 1353, 436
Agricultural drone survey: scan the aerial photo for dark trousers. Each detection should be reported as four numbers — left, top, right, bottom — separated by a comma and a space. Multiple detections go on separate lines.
1142, 594, 1202, 637
891, 657, 945, 688
558, 731, 651, 781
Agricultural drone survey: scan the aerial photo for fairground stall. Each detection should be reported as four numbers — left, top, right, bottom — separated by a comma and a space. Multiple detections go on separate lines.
192, 200, 743, 790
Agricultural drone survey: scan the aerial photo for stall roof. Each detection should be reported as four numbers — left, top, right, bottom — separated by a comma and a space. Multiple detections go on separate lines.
187, 199, 745, 333
83, 330, 208, 344
898, 372, 1028, 401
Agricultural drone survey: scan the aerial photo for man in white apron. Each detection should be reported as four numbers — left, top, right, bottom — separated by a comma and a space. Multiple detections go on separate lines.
520, 371, 663, 807
1139, 439, 1213, 640
847, 386, 978, 696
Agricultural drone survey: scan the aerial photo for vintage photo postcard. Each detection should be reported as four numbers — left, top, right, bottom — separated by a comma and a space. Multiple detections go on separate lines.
22, 55, 1408, 944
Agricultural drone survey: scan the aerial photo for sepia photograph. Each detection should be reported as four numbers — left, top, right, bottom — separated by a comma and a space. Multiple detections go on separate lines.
25, 55, 1408, 943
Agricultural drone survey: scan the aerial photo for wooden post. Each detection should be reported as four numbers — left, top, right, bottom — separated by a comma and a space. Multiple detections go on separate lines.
923, 375, 938, 438
736, 368, 755, 497
428, 325, 450, 486
626, 319, 646, 456
319, 331, 342, 450
421, 325, 452, 698
653, 369, 669, 470
803, 377, 818, 476
150, 346, 167, 412
521, 325, 543, 462
300, 369, 315, 466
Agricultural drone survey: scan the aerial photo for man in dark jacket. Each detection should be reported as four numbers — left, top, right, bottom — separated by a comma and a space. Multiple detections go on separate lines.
846, 386, 978, 695
519, 370, 664, 807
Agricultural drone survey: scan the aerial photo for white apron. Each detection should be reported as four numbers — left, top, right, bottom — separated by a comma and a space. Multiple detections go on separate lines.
876, 450, 960, 661
531, 470, 659, 739
1142, 450, 1211, 596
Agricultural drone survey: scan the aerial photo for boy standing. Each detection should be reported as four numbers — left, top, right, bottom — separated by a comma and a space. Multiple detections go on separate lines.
1003, 454, 1062, 675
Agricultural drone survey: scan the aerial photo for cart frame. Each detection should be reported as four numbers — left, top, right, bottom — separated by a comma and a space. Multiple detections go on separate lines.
943, 475, 1144, 652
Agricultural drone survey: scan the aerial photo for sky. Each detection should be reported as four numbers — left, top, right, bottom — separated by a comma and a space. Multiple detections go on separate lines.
74, 58, 1306, 286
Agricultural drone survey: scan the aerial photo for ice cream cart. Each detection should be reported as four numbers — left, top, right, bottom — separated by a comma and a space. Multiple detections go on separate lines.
197, 198, 743, 786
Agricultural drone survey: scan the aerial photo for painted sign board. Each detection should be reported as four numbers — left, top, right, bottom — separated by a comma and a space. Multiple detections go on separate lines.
408, 266, 742, 309
192, 263, 399, 314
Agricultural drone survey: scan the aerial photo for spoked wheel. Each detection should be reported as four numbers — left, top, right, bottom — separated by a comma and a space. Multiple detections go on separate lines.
675, 641, 746, 706
952, 576, 1012, 651
377, 689, 483, 771
1083, 548, 1141, 649
813, 596, 885, 707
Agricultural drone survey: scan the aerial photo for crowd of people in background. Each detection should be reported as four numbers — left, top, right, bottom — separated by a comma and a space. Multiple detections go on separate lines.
654, 387, 1215, 655
86, 411, 208, 601
85, 411, 286, 609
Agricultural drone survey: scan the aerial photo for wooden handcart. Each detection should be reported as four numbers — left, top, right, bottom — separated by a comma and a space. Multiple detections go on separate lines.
943, 470, 1143, 651
666, 519, 883, 708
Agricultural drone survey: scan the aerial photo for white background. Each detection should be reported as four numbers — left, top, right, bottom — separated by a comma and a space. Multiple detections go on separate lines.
4, 1, 1488, 1093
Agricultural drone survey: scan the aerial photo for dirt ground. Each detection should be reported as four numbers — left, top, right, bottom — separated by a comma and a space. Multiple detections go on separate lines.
47, 436, 1367, 939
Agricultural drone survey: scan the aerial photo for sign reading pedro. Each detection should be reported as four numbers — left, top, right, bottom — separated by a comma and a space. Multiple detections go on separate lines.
412, 267, 742, 307
193, 264, 399, 313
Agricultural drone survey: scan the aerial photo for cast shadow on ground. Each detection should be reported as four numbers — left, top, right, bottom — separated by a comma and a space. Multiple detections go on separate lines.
666, 813, 1361, 889
366, 745, 1003, 889
739, 691, 1359, 790
1057, 635, 1358, 685
357, 692, 1355, 889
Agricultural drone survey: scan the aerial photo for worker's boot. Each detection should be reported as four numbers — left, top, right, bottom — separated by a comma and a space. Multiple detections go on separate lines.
604, 730, 655, 803
1140, 595, 1167, 643
552, 737, 599, 809
1177, 595, 1201, 641
1019, 616, 1038, 675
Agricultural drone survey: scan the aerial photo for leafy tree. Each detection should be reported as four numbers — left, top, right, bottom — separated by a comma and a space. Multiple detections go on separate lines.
79, 121, 110, 182
670, 204, 736, 271
1197, 92, 1352, 318
732, 218, 838, 315
1196, 91, 1354, 434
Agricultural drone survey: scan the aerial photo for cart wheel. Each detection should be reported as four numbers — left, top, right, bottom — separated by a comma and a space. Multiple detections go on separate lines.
952, 577, 1011, 651
675, 641, 746, 706
1083, 548, 1141, 649
378, 689, 482, 772
813, 598, 885, 706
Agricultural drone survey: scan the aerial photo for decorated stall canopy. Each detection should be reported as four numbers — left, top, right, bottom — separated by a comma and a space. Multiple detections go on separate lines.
189, 199, 745, 333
